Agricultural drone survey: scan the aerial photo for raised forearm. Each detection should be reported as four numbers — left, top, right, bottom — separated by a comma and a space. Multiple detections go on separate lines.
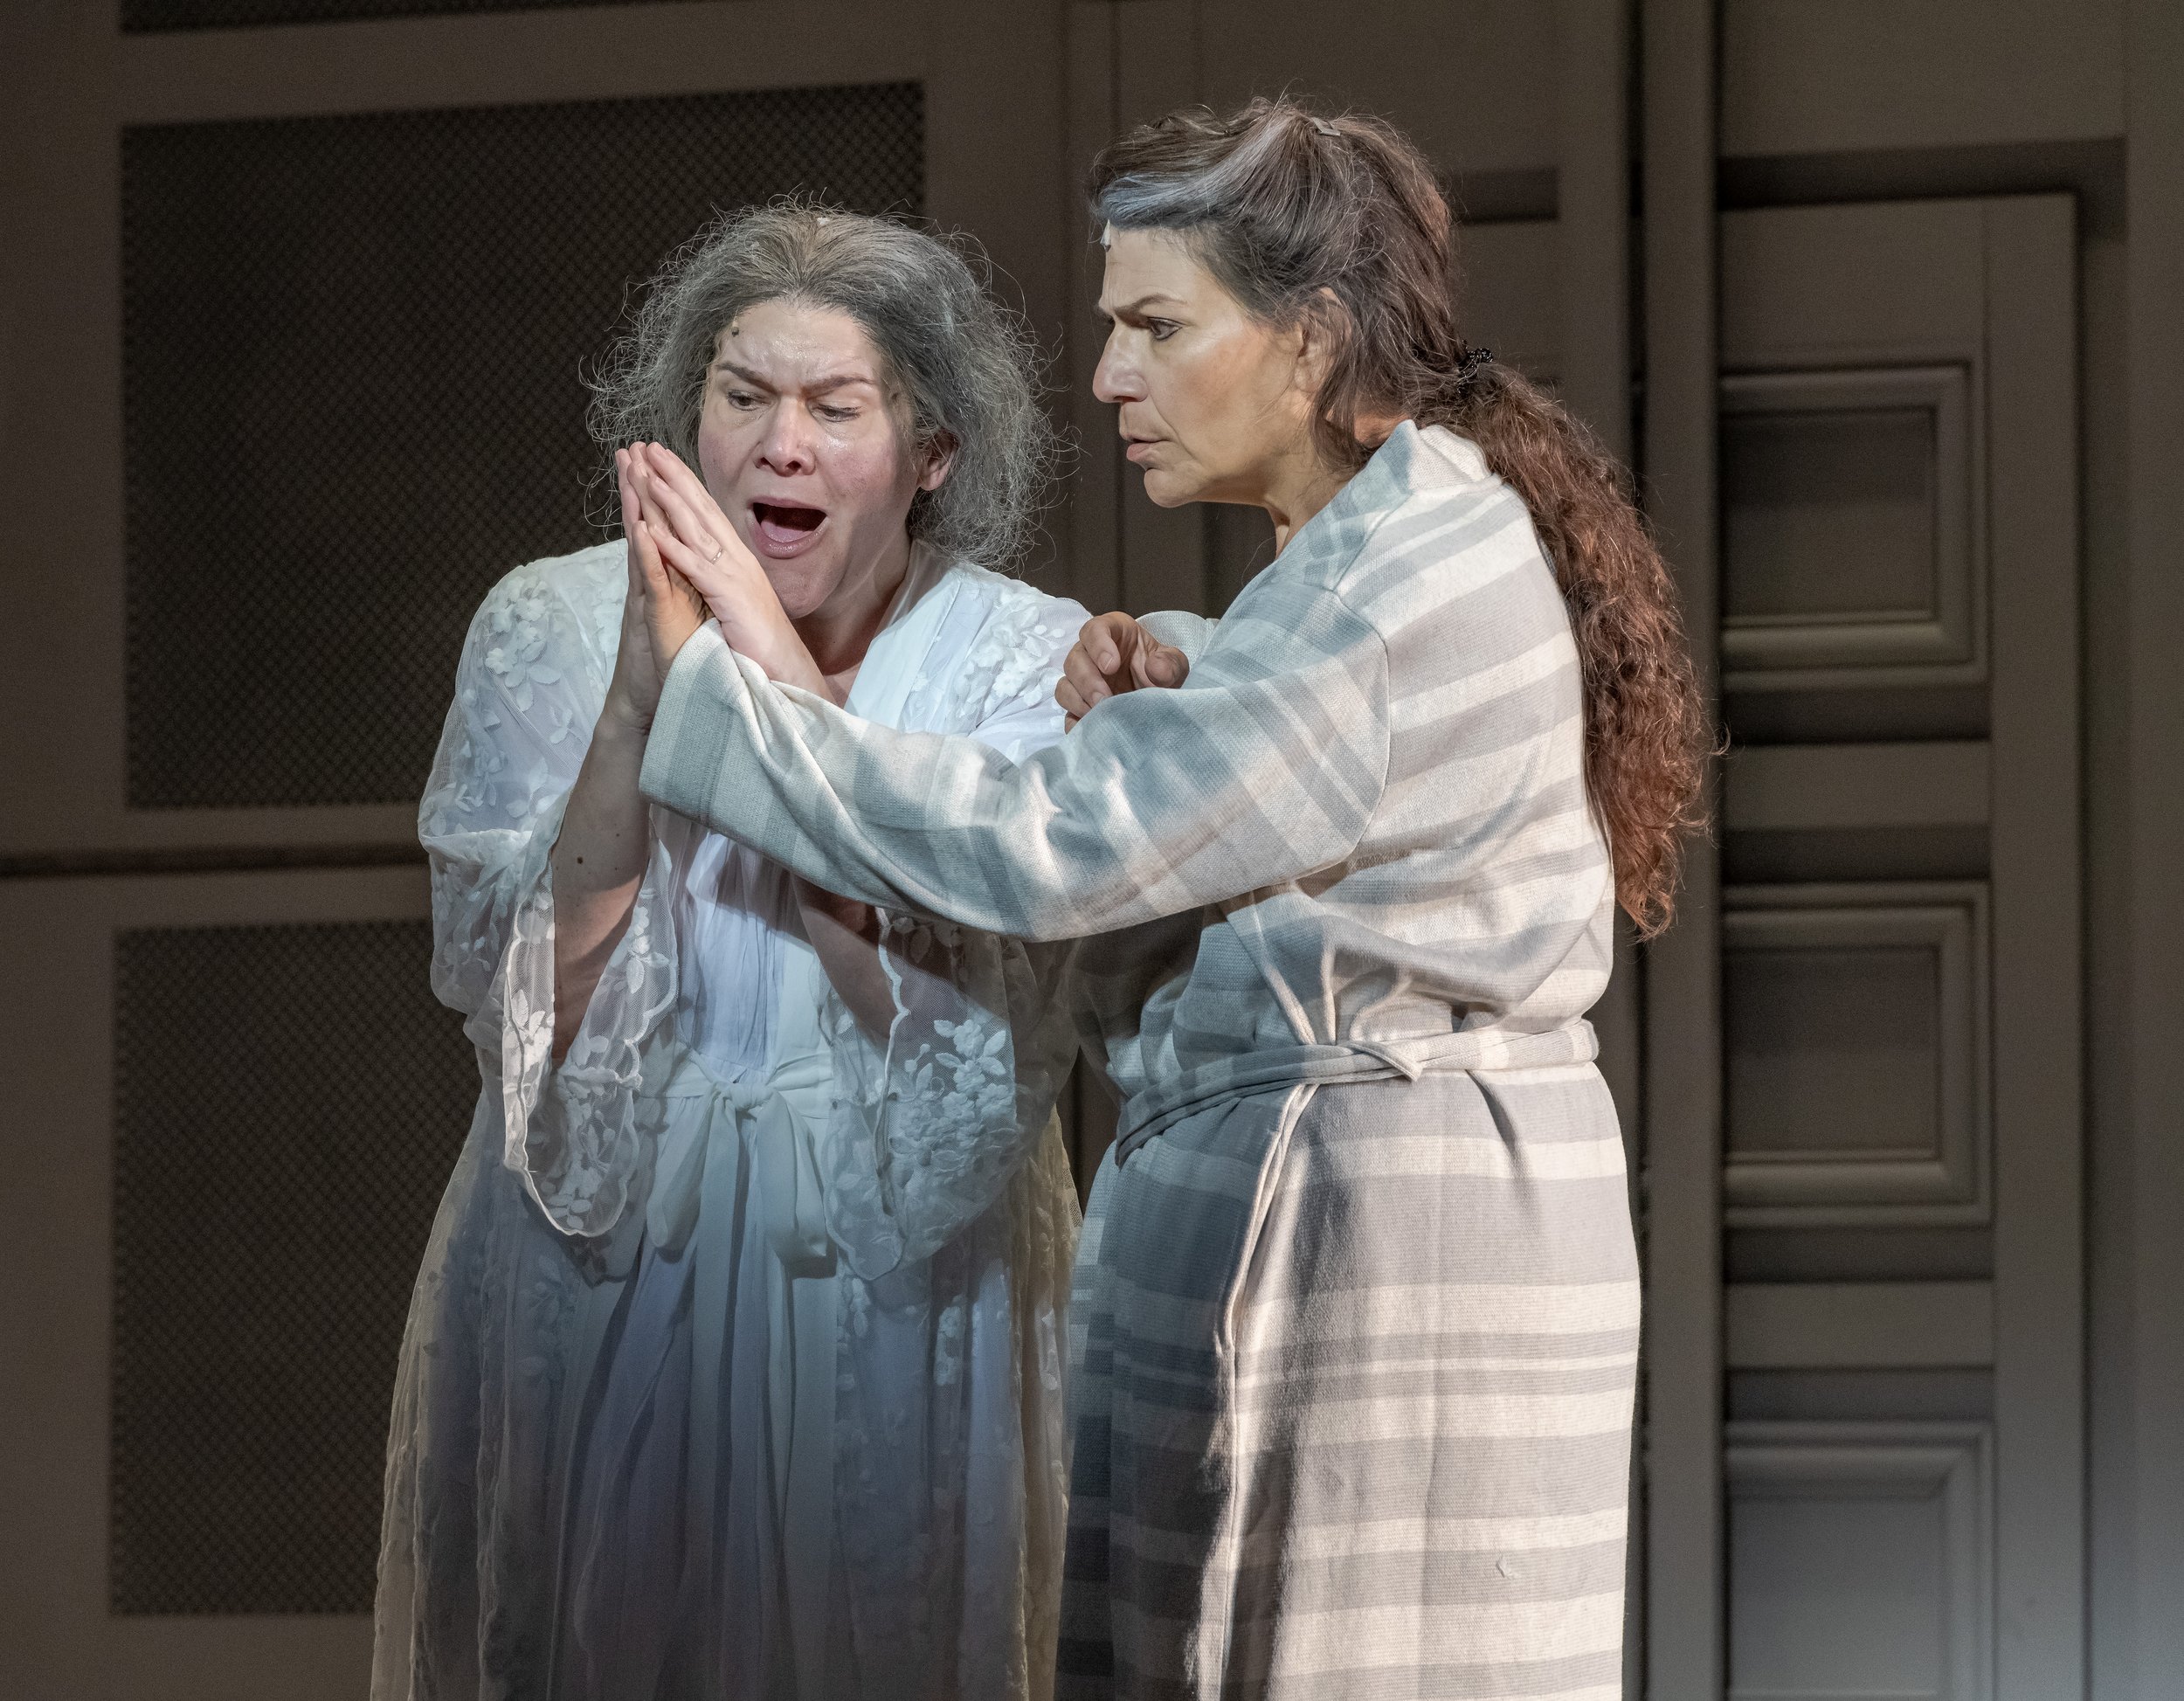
642, 626, 1382, 944
547, 708, 653, 1058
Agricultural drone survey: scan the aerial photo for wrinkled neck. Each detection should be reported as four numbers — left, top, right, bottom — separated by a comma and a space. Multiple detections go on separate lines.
1262, 413, 1405, 550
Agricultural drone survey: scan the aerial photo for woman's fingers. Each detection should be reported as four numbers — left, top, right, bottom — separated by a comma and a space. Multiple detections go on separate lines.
1061, 641, 1115, 712
1063, 612, 1185, 722
626, 451, 688, 541
616, 448, 638, 533
633, 517, 708, 651
1062, 612, 1184, 726
640, 439, 707, 498
636, 517, 697, 611
646, 511, 711, 578
630, 513, 667, 588
624, 445, 685, 534
638, 456, 719, 555
632, 444, 764, 589
641, 442, 735, 536
618, 451, 649, 585
649, 524, 735, 615
1134, 640, 1189, 690
618, 470, 639, 590
1057, 614, 1189, 732
1084, 611, 1136, 674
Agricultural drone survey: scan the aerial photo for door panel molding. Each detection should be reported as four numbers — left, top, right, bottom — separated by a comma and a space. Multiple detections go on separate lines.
1723, 882, 1991, 1227
1720, 363, 1985, 686
1727, 1420, 1994, 1701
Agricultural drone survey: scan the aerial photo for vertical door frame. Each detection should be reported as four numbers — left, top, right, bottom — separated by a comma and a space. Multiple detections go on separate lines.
1554, 1, 1640, 1122
1556, 0, 1635, 467
1552, 5, 1644, 1691
1984, 195, 2085, 1700
2124, 1, 2184, 1694
1639, 1, 1724, 1697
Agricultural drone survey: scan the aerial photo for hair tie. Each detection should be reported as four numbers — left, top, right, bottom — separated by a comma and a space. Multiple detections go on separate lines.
1455, 344, 1495, 389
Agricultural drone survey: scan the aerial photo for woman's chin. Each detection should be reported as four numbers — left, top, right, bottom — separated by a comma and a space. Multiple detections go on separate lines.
761, 563, 825, 620
1137, 467, 1202, 508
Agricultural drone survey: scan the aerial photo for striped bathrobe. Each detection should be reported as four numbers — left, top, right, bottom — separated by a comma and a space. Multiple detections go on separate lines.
639, 422, 1638, 1699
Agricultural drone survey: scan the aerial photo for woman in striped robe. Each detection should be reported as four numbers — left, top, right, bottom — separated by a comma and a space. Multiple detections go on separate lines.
614, 99, 1708, 1700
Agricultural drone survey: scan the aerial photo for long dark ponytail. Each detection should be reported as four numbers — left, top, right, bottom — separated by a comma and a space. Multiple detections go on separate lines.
1091, 97, 1709, 936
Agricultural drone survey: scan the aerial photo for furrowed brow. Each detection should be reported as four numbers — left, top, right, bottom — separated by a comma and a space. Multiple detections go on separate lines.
712, 358, 879, 397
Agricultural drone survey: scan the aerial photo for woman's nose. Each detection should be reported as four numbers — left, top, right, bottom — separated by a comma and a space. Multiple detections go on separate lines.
1092, 335, 1142, 406
757, 403, 819, 474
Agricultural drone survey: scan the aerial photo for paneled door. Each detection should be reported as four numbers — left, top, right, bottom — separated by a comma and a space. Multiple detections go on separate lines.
0, 4, 1066, 1697
1695, 195, 2084, 1701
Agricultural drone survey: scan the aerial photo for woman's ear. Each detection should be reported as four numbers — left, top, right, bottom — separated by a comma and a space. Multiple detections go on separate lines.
1292, 290, 1349, 396
918, 432, 959, 493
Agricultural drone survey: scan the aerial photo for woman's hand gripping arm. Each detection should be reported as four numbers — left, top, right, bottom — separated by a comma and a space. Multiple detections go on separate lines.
1054, 611, 1192, 729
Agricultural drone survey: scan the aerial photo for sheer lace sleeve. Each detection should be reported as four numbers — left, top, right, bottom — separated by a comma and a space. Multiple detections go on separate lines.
816, 578, 1086, 1280
418, 550, 677, 1241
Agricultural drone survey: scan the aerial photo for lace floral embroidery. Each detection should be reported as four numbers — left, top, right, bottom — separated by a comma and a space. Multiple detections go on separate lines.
420, 543, 677, 1241
814, 568, 1082, 1281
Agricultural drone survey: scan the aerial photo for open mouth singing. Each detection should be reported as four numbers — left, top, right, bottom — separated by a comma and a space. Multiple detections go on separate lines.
751, 501, 828, 555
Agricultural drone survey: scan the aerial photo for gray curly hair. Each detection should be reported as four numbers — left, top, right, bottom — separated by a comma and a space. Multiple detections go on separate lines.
589, 200, 1058, 569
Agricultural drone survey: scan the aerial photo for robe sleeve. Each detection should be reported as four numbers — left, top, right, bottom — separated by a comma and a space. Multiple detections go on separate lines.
419, 560, 677, 1239
813, 590, 1086, 1279
639, 576, 1391, 944
1137, 607, 1219, 667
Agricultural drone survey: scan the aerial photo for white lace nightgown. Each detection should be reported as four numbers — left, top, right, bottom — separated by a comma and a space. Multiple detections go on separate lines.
372, 539, 1089, 1701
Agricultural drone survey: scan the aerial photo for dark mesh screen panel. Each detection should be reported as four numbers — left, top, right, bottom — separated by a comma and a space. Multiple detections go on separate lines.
124, 0, 697, 31
122, 83, 922, 807
111, 920, 475, 1614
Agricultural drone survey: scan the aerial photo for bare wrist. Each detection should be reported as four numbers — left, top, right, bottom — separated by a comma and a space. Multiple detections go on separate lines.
599, 687, 655, 737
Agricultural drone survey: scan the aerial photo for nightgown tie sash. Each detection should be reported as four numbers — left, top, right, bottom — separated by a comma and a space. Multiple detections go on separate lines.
650, 1046, 836, 1266
1112, 1017, 1600, 1164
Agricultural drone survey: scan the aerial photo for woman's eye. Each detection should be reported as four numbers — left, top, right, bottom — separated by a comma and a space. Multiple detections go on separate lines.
1147, 320, 1179, 343
724, 390, 760, 409
817, 405, 858, 423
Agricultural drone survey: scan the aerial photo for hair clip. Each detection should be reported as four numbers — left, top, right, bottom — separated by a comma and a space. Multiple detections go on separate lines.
1455, 345, 1495, 386
1310, 117, 1340, 138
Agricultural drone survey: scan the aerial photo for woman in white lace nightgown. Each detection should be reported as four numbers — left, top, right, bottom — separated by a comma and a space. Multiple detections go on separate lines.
371, 206, 1089, 1701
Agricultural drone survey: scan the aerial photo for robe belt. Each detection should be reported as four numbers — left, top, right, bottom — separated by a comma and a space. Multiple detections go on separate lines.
1112, 1020, 1600, 1165
650, 1046, 836, 1266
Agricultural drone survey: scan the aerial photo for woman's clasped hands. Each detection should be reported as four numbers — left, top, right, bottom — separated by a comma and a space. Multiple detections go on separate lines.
615, 440, 833, 705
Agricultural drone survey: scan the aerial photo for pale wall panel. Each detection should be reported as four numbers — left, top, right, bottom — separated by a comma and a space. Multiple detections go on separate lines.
1460, 218, 1561, 383
1193, 0, 1559, 176
1728, 1421, 1994, 1701
1722, 0, 2124, 158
